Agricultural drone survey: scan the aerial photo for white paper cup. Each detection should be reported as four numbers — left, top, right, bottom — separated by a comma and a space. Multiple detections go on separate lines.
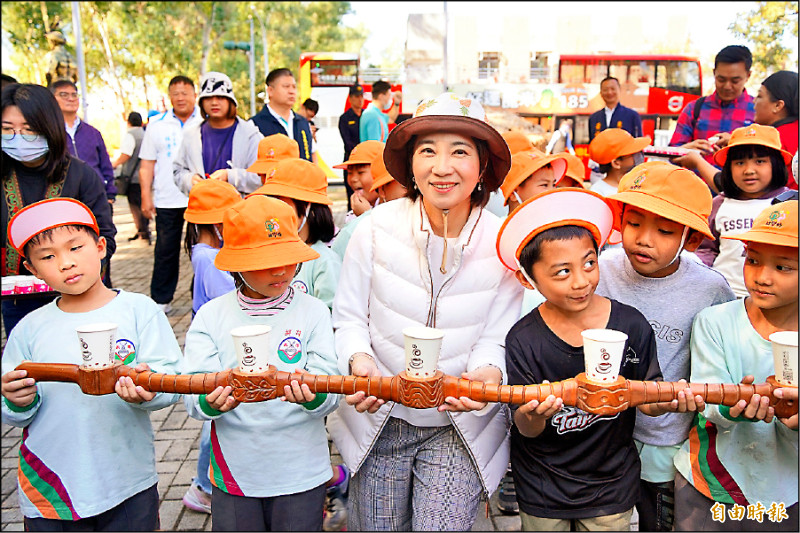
769, 331, 798, 387
33, 278, 50, 292
14, 276, 34, 294
76, 323, 118, 368
403, 326, 444, 378
230, 325, 272, 373
581, 329, 628, 384
1, 277, 15, 295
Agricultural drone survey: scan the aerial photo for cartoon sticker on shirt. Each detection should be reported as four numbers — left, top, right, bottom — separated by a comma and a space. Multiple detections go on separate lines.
291, 280, 309, 294
277, 336, 303, 364
114, 339, 136, 365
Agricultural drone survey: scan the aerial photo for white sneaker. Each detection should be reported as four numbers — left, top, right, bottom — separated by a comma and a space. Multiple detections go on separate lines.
182, 483, 211, 514
156, 302, 172, 314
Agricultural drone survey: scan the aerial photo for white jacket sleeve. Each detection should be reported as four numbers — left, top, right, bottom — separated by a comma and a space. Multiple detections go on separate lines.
332, 216, 376, 374
465, 268, 523, 385
226, 120, 263, 195
173, 131, 201, 196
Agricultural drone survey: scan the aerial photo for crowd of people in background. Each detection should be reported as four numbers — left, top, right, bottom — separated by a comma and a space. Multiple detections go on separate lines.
0, 40, 798, 533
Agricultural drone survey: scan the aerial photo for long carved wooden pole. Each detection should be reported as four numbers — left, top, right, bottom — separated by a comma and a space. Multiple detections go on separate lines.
15, 362, 797, 418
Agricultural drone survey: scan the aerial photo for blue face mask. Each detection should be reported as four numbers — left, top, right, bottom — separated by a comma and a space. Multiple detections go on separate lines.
2, 134, 49, 162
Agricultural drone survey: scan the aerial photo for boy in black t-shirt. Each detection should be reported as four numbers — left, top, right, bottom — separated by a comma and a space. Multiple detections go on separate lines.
495, 188, 703, 531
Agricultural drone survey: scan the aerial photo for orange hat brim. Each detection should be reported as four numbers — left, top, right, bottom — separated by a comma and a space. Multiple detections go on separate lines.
496, 188, 617, 271
608, 190, 714, 240
501, 154, 568, 204
247, 182, 332, 205
214, 238, 320, 272
722, 230, 798, 248
247, 159, 284, 176
713, 139, 793, 167
184, 209, 231, 224
333, 157, 374, 169
370, 173, 395, 192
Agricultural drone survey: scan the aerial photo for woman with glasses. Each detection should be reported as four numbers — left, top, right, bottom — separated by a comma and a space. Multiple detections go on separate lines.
1, 83, 116, 333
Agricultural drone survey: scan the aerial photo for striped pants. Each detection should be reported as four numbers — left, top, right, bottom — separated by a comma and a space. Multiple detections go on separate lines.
348, 417, 483, 531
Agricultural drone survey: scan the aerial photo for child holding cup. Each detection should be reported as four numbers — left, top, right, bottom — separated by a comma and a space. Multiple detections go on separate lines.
672, 199, 799, 531
180, 195, 340, 531
595, 161, 736, 531
180, 179, 242, 514
1, 198, 182, 531
496, 188, 703, 531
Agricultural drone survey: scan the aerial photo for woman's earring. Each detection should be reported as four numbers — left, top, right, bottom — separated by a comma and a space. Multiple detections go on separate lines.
412, 180, 418, 191
477, 180, 483, 192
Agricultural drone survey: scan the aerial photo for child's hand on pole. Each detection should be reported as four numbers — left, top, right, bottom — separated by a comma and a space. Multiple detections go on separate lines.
1, 369, 37, 408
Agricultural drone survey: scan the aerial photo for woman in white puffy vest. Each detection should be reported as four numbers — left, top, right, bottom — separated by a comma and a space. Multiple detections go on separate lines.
327, 93, 524, 531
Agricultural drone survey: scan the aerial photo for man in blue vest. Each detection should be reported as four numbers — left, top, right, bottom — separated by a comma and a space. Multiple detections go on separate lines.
250, 68, 316, 163
588, 77, 643, 141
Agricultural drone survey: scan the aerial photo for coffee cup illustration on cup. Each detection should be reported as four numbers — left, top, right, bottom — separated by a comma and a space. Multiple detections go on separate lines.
595, 348, 613, 376
230, 325, 272, 373
241, 342, 256, 367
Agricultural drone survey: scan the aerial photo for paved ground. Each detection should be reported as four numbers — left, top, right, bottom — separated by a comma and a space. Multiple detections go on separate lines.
0, 189, 537, 532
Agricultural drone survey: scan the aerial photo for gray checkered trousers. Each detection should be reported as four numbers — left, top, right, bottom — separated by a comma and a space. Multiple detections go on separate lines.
348, 417, 484, 531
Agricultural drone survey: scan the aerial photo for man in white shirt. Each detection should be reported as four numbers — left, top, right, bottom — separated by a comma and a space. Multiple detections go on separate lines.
139, 75, 202, 313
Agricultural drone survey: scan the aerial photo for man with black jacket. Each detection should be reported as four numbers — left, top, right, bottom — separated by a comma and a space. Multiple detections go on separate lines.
250, 68, 316, 163
338, 84, 364, 209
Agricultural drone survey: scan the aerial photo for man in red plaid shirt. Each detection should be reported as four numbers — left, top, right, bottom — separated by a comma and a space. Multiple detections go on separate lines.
670, 45, 755, 168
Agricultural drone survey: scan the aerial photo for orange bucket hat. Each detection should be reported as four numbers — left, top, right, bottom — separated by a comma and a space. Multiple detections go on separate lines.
184, 180, 243, 224
247, 134, 300, 178
333, 140, 385, 169
369, 144, 398, 192
713, 123, 793, 167
724, 199, 798, 248
247, 158, 332, 205
559, 153, 589, 188
8, 198, 98, 255
589, 128, 651, 165
500, 150, 568, 205
608, 161, 714, 239
214, 195, 320, 272
502, 130, 535, 155
497, 188, 618, 271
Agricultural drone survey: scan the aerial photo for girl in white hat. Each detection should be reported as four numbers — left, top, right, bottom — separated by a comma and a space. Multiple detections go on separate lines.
173, 71, 263, 196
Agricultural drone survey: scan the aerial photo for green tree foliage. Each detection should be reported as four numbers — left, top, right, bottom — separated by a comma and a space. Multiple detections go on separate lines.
2, 1, 367, 117
730, 1, 799, 78
2, 1, 71, 86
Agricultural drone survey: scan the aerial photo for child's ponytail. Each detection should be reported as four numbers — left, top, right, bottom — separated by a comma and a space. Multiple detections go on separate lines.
291, 200, 335, 244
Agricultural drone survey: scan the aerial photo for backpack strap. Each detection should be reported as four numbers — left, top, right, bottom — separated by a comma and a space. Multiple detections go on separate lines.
691, 96, 706, 131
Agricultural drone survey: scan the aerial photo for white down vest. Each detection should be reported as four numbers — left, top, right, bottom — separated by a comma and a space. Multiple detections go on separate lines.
328, 197, 523, 495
